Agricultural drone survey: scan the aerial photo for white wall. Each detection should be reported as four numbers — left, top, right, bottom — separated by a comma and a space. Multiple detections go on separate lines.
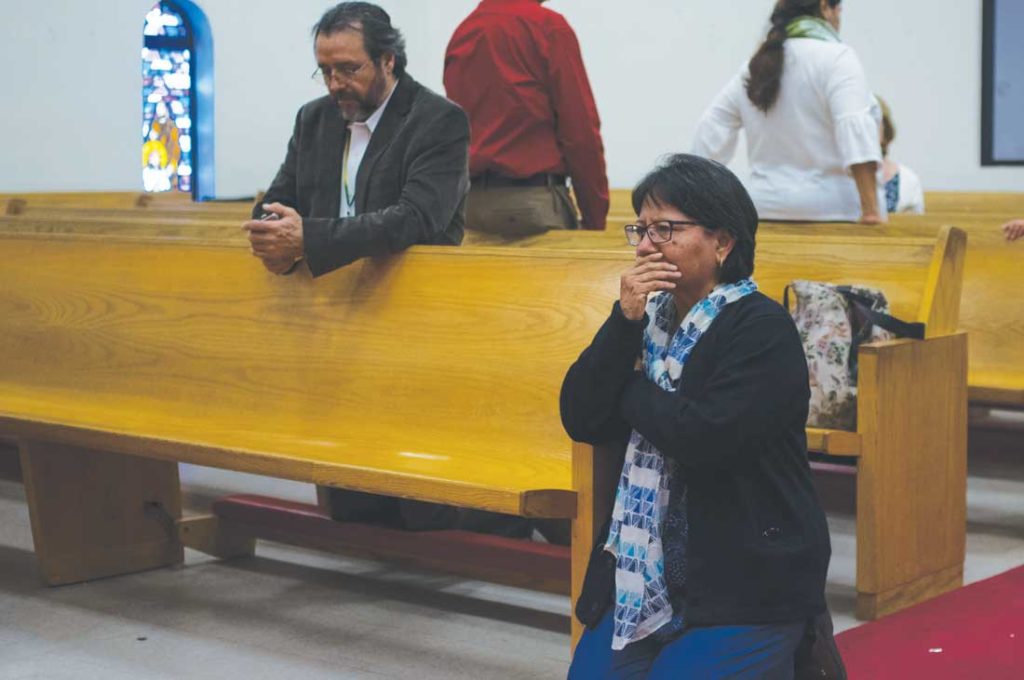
1, 0, 1021, 196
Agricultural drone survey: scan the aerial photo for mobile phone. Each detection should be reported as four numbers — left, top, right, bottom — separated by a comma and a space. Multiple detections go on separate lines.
259, 212, 280, 221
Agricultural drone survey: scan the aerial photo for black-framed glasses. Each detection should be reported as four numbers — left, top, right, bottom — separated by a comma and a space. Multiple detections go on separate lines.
311, 60, 371, 83
624, 221, 703, 246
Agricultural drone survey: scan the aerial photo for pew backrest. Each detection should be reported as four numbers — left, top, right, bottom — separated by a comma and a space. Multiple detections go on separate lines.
609, 189, 1024, 223
2, 235, 641, 516
1, 191, 258, 218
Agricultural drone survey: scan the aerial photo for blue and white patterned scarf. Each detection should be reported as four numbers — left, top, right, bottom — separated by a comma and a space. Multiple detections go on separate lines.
605, 279, 758, 650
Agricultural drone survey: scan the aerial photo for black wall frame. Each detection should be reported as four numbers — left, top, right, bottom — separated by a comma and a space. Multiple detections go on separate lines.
982, 0, 1024, 166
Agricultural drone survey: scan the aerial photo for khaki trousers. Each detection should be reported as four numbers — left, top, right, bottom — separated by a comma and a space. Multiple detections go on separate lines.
465, 183, 579, 236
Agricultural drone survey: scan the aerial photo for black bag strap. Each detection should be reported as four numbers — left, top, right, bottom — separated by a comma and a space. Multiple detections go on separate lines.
833, 287, 926, 383
836, 287, 926, 340
860, 307, 926, 339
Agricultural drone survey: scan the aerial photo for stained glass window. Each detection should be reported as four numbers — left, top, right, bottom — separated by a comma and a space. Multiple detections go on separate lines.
142, 2, 194, 193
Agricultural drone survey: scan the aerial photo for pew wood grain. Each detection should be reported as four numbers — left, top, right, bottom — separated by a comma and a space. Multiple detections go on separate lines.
0, 227, 965, 624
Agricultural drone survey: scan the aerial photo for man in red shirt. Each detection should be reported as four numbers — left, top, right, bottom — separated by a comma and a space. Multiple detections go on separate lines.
444, 0, 609, 235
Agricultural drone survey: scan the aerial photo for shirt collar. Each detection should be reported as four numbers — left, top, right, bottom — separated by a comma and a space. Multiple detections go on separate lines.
354, 78, 399, 134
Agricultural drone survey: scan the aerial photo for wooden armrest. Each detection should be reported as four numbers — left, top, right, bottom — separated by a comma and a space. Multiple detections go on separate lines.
806, 428, 862, 457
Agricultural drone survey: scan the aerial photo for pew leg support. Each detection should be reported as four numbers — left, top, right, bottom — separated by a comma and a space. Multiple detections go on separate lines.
19, 440, 183, 585
177, 515, 256, 560
0, 441, 21, 482
570, 442, 621, 654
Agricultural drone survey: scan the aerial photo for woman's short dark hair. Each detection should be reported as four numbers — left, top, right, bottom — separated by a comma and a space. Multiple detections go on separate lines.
746, 0, 842, 113
632, 154, 758, 283
312, 2, 408, 78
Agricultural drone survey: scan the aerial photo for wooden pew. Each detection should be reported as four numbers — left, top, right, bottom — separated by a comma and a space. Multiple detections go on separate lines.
610, 188, 1024, 223
750, 218, 1024, 409
2, 210, 1016, 409
0, 227, 966, 628
2, 191, 1012, 410
0, 214, 246, 241
0, 191, 149, 212
1, 191, 258, 219
5, 204, 253, 224
0, 234, 605, 646
923, 192, 1024, 217
469, 216, 1024, 410
141, 191, 263, 212
7, 188, 1018, 225
608, 188, 634, 220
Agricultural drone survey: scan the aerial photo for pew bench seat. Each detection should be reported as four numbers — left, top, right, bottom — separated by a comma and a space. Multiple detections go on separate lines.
0, 388, 576, 519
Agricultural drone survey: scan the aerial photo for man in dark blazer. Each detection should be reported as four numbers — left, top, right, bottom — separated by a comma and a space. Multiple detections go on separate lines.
244, 2, 469, 279
242, 3, 510, 533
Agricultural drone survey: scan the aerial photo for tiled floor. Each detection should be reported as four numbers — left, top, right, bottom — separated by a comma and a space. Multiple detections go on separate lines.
1, 426, 1022, 679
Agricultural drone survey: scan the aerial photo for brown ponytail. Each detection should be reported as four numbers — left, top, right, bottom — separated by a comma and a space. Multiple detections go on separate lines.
745, 0, 841, 113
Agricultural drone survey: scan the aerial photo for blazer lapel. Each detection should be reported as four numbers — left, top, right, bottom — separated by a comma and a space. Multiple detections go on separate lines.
322, 109, 347, 219
354, 77, 418, 215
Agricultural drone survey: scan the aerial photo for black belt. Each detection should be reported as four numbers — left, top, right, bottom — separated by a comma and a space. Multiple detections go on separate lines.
471, 172, 567, 188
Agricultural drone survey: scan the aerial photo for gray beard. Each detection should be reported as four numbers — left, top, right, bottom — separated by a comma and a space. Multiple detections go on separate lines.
335, 68, 388, 122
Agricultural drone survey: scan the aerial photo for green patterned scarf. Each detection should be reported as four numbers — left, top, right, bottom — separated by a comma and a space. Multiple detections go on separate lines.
786, 15, 841, 42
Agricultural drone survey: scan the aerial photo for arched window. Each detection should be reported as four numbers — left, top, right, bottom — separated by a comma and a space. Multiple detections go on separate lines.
141, 1, 214, 198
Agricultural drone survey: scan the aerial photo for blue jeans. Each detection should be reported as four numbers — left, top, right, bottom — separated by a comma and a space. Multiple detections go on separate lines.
568, 610, 805, 679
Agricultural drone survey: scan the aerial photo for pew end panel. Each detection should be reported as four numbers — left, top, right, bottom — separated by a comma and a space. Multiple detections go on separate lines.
854, 332, 968, 619
570, 441, 622, 651
917, 225, 967, 337
17, 439, 184, 586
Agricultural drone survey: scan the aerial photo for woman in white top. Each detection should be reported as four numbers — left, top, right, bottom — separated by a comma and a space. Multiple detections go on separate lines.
693, 0, 885, 223
877, 95, 925, 214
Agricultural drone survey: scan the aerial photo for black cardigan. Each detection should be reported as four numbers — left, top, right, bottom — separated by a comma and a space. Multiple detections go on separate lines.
561, 292, 830, 628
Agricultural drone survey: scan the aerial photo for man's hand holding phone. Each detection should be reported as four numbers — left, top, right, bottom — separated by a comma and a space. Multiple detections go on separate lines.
242, 203, 305, 275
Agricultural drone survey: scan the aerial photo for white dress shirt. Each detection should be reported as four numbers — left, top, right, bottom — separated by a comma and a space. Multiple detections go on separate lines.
340, 80, 399, 218
692, 39, 884, 222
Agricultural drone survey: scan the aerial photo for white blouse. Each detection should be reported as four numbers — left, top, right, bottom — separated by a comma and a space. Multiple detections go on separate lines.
895, 164, 925, 214
692, 39, 884, 222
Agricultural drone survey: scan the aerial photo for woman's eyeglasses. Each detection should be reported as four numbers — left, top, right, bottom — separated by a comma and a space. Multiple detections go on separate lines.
624, 221, 703, 246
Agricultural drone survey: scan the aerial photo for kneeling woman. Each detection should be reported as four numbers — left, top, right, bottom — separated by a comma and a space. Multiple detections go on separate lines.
562, 154, 831, 679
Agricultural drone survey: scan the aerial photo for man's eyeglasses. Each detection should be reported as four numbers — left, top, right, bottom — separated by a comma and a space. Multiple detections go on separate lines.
624, 221, 703, 246
312, 61, 371, 83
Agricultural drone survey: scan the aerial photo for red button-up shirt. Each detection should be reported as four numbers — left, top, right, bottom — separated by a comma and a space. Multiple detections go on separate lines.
444, 0, 609, 230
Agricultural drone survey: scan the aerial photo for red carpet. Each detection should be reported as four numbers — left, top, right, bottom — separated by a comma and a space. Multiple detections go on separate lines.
836, 565, 1024, 679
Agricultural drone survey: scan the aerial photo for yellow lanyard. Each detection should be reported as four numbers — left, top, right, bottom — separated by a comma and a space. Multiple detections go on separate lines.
341, 131, 355, 214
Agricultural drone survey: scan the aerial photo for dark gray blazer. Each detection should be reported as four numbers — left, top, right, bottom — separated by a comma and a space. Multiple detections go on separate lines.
258, 76, 470, 277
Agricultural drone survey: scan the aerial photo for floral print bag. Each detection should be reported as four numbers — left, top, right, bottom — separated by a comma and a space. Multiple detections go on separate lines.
785, 281, 925, 430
